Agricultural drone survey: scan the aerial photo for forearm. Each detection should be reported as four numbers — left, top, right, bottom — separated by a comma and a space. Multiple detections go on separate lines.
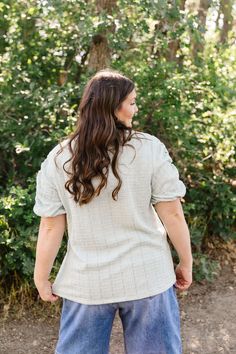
34, 216, 65, 284
155, 200, 192, 268
164, 215, 192, 268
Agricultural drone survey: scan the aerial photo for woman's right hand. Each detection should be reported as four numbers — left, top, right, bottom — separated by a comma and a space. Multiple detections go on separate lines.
174, 263, 192, 291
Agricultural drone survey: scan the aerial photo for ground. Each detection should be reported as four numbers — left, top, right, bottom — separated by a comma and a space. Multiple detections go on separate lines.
0, 264, 235, 354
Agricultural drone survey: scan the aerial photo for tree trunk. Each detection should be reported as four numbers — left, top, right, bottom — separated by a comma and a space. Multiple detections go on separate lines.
219, 0, 233, 44
191, 0, 211, 63
87, 0, 118, 73
215, 0, 223, 31
166, 0, 187, 63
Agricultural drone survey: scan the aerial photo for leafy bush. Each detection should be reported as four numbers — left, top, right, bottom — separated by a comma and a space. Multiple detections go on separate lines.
192, 253, 220, 282
0, 0, 235, 288
0, 178, 67, 290
0, 180, 37, 282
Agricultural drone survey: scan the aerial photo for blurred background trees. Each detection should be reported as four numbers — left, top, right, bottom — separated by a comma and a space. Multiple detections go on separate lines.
0, 0, 235, 292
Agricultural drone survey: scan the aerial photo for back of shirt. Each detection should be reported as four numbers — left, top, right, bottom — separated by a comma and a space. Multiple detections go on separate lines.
33, 131, 186, 305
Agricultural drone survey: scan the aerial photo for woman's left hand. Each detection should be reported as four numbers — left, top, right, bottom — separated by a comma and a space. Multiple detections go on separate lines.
35, 279, 59, 302
174, 263, 192, 291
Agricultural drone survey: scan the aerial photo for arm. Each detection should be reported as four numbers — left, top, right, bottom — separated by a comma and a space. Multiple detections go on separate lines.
154, 198, 193, 291
34, 214, 66, 302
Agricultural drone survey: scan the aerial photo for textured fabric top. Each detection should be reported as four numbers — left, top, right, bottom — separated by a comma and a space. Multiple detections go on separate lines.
33, 131, 186, 304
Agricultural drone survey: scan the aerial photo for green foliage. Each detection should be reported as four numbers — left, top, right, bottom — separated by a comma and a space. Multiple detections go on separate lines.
0, 180, 37, 282
0, 0, 235, 288
192, 253, 220, 282
0, 178, 67, 288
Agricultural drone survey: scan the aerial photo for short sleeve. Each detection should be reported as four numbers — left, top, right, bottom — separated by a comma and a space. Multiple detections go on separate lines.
33, 156, 66, 217
151, 138, 186, 204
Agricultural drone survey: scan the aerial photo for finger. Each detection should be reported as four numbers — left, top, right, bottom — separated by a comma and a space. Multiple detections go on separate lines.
178, 282, 192, 290
175, 284, 188, 290
175, 280, 191, 289
50, 295, 59, 302
175, 283, 185, 289
40, 293, 59, 302
175, 278, 185, 286
176, 277, 191, 285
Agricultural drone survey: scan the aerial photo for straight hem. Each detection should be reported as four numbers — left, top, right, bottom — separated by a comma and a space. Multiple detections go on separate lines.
52, 277, 176, 305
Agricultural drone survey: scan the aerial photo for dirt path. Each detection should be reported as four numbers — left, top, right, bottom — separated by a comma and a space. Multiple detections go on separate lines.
0, 265, 235, 354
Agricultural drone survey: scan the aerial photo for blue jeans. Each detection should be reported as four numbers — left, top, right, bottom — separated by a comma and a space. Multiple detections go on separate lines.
55, 285, 182, 354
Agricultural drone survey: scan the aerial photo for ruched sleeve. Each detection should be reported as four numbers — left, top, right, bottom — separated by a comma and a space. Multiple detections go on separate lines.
33, 155, 66, 217
151, 138, 186, 204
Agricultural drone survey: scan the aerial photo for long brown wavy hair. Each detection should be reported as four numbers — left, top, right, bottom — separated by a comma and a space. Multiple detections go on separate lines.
57, 68, 145, 206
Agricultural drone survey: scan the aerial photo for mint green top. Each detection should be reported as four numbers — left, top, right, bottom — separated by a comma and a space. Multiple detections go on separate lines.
33, 131, 186, 304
